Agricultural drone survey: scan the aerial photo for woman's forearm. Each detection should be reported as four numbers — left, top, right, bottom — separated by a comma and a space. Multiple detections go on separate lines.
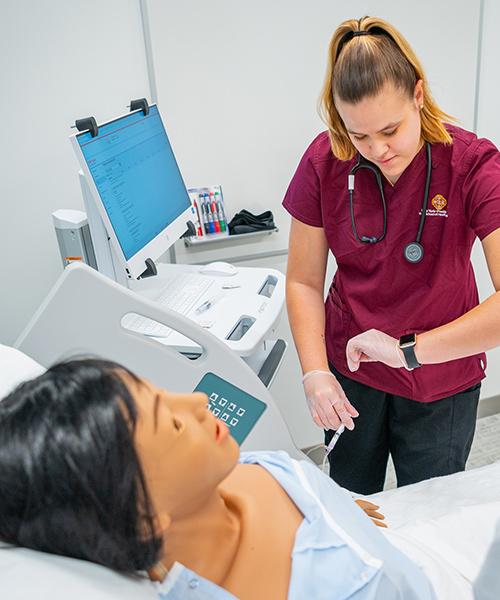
286, 281, 330, 374
415, 291, 500, 364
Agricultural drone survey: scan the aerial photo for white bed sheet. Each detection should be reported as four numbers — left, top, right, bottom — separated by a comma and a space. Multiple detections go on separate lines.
368, 461, 500, 528
366, 463, 500, 599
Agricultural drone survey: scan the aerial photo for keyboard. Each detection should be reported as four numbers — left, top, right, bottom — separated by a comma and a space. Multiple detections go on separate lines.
122, 273, 215, 338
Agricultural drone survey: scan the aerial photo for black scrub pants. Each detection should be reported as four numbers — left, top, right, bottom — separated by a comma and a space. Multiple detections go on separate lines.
325, 365, 481, 495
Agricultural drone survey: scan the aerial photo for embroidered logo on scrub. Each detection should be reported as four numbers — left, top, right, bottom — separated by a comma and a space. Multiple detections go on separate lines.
431, 194, 447, 211
420, 194, 449, 218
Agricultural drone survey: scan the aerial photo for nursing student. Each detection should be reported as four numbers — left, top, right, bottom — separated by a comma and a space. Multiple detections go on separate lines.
284, 16, 500, 494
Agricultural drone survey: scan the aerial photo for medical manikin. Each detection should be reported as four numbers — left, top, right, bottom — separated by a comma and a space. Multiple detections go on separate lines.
2, 359, 500, 599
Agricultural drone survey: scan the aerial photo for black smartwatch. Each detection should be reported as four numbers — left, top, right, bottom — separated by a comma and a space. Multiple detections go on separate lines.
398, 333, 422, 370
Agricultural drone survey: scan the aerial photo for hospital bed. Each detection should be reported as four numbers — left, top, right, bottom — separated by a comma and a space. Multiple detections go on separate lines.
2, 263, 500, 599
14, 262, 302, 458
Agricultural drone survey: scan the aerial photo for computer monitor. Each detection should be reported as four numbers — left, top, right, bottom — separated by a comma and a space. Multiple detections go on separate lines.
70, 105, 192, 279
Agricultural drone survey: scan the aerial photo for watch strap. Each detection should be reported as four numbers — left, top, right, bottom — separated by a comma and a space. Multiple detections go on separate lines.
399, 334, 422, 370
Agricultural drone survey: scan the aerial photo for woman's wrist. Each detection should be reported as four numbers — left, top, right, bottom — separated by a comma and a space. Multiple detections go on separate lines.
301, 361, 331, 376
302, 369, 334, 382
298, 349, 330, 376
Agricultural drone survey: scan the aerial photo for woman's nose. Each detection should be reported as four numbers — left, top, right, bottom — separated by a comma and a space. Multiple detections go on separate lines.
370, 139, 389, 160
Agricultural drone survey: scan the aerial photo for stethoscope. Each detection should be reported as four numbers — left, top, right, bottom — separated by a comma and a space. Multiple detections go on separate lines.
348, 141, 432, 264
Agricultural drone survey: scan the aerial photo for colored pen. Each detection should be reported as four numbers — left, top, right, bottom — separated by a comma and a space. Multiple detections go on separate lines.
204, 194, 216, 233
217, 200, 226, 232
200, 194, 210, 234
214, 191, 227, 232
193, 199, 203, 237
210, 192, 221, 232
205, 204, 214, 233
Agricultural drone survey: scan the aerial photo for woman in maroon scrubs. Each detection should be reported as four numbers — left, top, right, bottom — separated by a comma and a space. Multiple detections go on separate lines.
284, 16, 500, 494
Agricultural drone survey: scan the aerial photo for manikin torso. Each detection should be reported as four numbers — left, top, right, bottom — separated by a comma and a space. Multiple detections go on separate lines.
161, 463, 303, 600
219, 464, 303, 599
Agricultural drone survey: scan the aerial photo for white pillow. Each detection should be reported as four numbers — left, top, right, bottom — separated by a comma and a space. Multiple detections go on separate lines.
0, 345, 158, 600
0, 344, 46, 399
0, 546, 157, 600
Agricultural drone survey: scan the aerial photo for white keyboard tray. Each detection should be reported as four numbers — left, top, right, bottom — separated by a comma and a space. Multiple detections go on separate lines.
129, 263, 286, 357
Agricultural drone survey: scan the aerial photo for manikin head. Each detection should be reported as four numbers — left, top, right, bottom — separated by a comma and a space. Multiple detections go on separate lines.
0, 359, 239, 574
320, 16, 453, 183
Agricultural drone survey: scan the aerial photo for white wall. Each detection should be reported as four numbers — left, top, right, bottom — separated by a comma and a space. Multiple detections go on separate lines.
470, 0, 500, 401
0, 0, 151, 344
477, 0, 500, 146
0, 1, 498, 450
146, 0, 480, 265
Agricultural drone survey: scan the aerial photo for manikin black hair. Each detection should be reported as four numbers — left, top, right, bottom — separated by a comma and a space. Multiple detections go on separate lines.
0, 359, 162, 574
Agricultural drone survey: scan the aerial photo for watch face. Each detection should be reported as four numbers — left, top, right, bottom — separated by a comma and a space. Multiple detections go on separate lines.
400, 333, 416, 347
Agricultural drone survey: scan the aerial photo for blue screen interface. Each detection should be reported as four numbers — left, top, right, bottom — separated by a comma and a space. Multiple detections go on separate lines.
77, 106, 191, 260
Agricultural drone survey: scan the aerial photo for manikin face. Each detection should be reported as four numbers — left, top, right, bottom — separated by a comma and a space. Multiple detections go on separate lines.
127, 377, 240, 526
335, 80, 424, 184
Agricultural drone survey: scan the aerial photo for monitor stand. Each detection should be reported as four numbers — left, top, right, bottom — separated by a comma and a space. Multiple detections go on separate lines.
79, 172, 135, 288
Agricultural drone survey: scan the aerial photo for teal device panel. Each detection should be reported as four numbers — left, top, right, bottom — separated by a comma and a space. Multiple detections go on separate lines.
193, 372, 267, 445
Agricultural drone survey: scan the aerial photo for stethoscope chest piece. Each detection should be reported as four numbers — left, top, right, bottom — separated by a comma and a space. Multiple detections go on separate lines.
404, 242, 424, 264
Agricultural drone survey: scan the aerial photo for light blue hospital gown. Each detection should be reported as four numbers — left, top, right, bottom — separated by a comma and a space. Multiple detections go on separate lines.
156, 451, 436, 600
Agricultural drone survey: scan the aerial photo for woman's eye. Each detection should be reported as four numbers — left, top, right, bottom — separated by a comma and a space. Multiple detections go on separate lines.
383, 129, 397, 137
353, 135, 366, 141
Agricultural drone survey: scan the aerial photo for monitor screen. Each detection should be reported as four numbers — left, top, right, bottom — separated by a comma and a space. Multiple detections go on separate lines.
74, 105, 191, 268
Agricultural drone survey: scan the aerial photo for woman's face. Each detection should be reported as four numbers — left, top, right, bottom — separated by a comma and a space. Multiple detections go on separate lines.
127, 376, 240, 524
335, 80, 424, 184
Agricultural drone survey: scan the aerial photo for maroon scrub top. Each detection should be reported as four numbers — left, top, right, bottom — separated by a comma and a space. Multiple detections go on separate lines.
283, 125, 500, 402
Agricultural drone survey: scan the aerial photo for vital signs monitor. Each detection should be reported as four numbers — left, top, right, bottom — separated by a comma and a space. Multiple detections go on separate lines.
70, 105, 192, 279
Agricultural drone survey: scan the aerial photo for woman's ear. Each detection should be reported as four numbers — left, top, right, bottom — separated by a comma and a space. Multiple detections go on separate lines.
414, 79, 424, 110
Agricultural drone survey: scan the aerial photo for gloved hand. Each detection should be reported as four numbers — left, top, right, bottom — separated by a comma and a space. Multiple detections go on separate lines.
346, 328, 406, 372
302, 370, 359, 431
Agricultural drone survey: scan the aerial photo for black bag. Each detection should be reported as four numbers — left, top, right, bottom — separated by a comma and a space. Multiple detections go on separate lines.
228, 209, 275, 235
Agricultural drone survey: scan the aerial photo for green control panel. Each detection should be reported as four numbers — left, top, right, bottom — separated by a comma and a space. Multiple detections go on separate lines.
194, 372, 267, 445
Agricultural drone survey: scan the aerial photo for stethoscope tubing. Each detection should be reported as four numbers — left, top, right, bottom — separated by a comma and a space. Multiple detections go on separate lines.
415, 142, 432, 244
348, 141, 432, 256
349, 161, 387, 244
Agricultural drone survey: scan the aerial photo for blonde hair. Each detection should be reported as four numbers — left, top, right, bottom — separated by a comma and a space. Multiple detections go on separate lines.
319, 16, 454, 160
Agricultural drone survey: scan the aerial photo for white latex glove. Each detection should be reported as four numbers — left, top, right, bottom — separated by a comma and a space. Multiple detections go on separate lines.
346, 329, 406, 372
302, 370, 359, 430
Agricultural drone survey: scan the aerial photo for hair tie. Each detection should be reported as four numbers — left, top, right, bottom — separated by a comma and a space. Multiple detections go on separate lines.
335, 28, 386, 60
